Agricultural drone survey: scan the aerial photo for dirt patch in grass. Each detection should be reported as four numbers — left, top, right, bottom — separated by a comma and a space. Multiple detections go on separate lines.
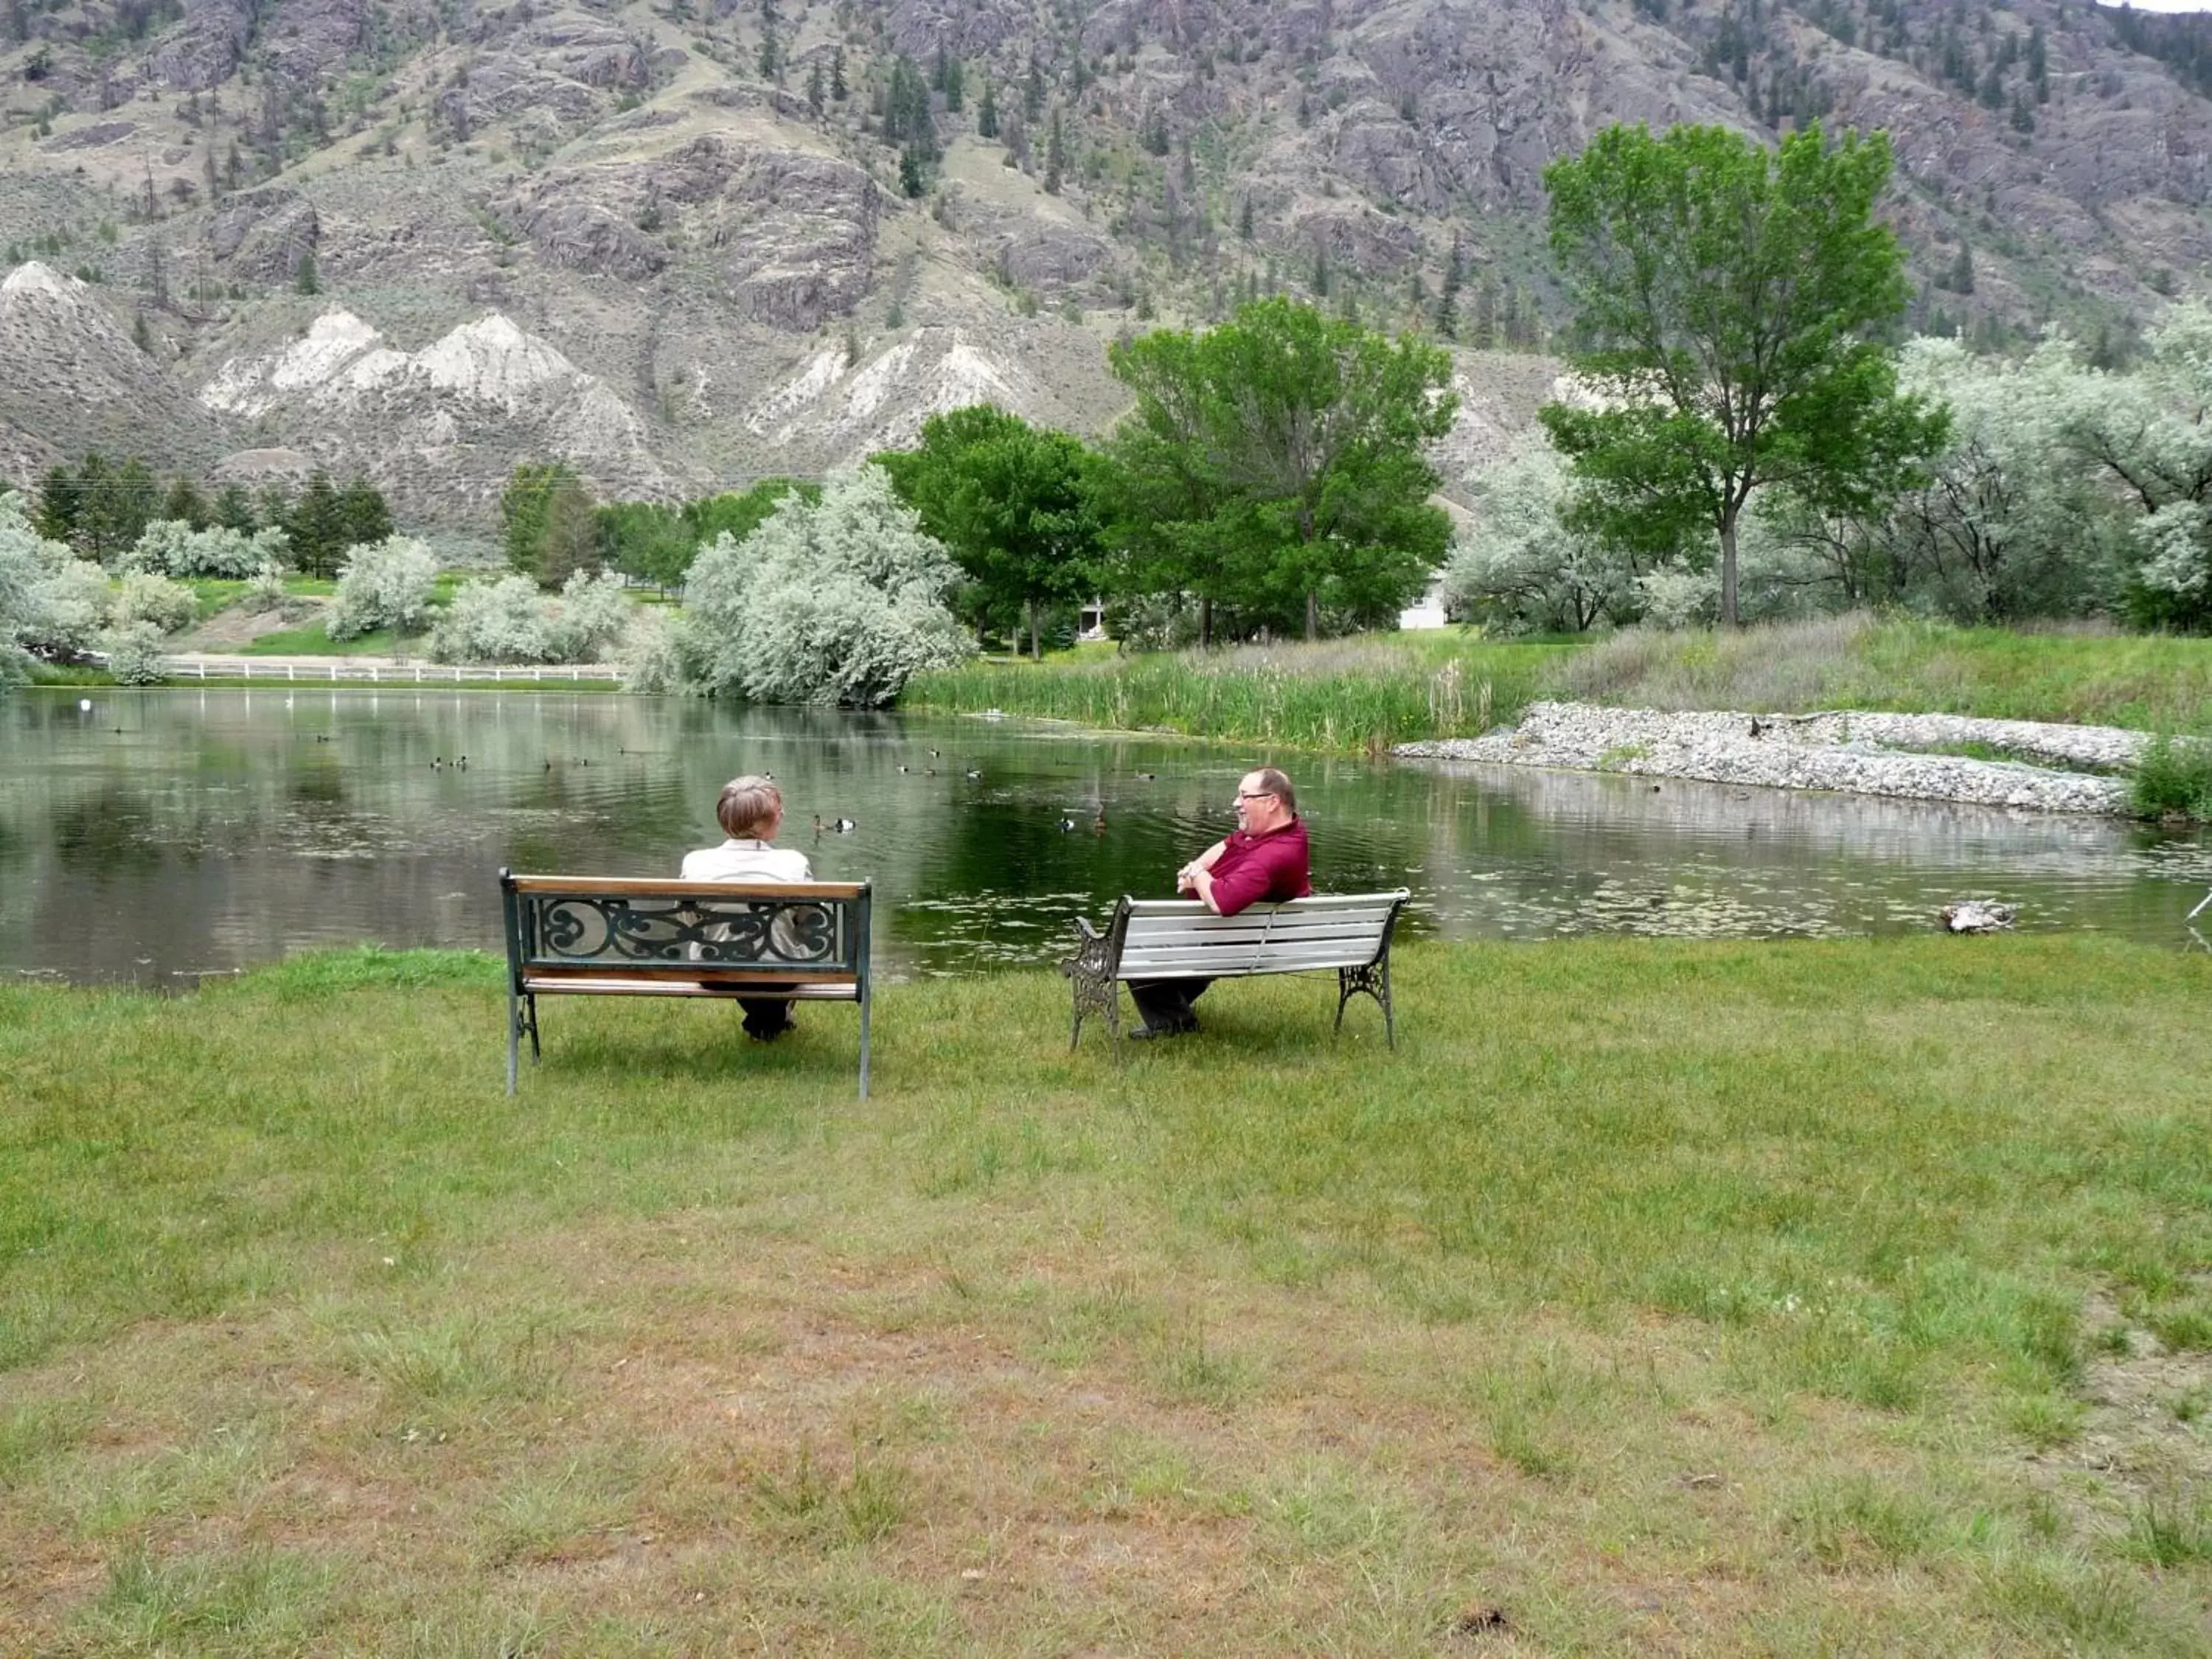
178, 599, 325, 650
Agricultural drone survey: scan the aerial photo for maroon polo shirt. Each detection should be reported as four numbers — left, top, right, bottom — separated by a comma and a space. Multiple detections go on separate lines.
1206, 818, 1312, 917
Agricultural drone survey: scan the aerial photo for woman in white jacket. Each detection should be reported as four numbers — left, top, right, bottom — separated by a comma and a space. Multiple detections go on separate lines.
681, 774, 812, 1040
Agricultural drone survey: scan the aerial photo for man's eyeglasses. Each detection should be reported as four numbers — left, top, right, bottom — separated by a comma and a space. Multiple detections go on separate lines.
1235, 790, 1277, 801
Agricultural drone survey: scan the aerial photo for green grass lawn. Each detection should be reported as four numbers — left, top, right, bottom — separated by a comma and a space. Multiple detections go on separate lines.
236, 624, 434, 658
4, 938, 2208, 1654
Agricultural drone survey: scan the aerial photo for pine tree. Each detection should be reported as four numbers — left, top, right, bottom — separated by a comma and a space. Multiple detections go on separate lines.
1023, 56, 1045, 119
1948, 242, 1975, 294
1237, 195, 1253, 240
900, 146, 925, 197
977, 79, 998, 138
1312, 246, 1329, 297
294, 250, 319, 295
945, 57, 964, 113
1470, 278, 1497, 349
807, 60, 824, 115
831, 46, 847, 100
1044, 108, 1065, 193
287, 470, 346, 578
162, 477, 209, 529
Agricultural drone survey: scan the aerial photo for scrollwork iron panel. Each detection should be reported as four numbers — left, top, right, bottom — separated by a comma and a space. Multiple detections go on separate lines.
521, 892, 855, 970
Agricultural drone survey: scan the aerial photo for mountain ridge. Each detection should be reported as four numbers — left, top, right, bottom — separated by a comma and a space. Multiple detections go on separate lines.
1, 0, 2208, 528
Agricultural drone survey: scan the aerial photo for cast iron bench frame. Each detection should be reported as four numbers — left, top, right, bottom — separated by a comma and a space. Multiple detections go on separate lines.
498, 870, 873, 1098
1060, 890, 1411, 1061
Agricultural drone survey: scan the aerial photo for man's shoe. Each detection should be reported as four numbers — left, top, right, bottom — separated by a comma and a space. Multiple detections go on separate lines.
1127, 1022, 1184, 1041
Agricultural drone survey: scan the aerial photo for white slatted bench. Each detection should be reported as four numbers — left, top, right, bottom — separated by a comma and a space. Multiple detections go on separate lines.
498, 871, 874, 1098
1060, 891, 1411, 1059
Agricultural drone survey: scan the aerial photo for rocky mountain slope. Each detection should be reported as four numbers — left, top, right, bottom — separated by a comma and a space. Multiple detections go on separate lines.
1, 0, 2209, 529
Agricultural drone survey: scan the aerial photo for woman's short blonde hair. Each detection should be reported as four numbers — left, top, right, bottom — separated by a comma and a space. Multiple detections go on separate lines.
715, 775, 783, 838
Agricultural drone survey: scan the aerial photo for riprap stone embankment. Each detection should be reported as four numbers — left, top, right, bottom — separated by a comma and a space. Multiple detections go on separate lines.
1395, 702, 2140, 815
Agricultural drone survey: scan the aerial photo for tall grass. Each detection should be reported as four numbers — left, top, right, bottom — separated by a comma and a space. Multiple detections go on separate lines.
905, 633, 1576, 751
1550, 613, 2212, 730
4, 940, 2211, 1652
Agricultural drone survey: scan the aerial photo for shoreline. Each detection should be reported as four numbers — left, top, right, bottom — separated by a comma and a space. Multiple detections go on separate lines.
1396, 700, 2143, 816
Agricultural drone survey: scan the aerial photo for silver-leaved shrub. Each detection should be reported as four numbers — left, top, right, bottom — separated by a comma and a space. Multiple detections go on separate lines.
111, 570, 198, 636
24, 558, 114, 658
327, 536, 439, 641
680, 465, 971, 706
546, 568, 633, 662
428, 574, 553, 664
122, 520, 291, 578
100, 621, 168, 684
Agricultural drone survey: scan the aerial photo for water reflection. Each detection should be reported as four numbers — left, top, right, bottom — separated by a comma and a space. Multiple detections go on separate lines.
1, 688, 2208, 986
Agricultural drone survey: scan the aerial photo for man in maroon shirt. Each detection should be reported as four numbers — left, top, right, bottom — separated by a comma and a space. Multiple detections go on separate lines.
1128, 765, 1312, 1037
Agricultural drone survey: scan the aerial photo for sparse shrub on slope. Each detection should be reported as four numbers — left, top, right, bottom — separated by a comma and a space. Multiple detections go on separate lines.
326, 535, 438, 641
679, 465, 971, 707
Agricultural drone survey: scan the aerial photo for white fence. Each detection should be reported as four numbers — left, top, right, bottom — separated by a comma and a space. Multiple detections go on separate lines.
142, 655, 625, 686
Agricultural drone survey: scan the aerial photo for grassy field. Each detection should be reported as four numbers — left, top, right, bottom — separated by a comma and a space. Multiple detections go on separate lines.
1552, 614, 2212, 732
903, 618, 2212, 755
4, 939, 2209, 1655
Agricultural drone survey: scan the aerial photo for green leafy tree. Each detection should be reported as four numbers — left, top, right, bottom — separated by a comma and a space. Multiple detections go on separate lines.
683, 479, 815, 550
1539, 121, 1947, 624
877, 406, 1102, 658
285, 470, 347, 577
1099, 297, 1457, 641
596, 501, 693, 592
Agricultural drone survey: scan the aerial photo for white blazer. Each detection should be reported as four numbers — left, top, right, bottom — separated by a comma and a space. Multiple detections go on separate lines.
681, 839, 814, 883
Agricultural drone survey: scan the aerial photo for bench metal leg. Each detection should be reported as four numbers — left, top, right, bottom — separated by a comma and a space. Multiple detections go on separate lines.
1336, 961, 1394, 1048
858, 987, 871, 1101
507, 984, 519, 1095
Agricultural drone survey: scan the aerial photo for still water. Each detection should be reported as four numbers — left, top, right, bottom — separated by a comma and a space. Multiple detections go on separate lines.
4, 688, 2210, 985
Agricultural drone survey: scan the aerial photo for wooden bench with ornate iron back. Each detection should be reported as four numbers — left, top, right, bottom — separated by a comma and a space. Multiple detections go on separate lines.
498, 871, 874, 1098
1060, 890, 1411, 1061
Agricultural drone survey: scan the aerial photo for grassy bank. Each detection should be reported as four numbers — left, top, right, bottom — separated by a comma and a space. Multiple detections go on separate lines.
1555, 613, 2212, 731
903, 617, 2212, 755
905, 635, 1579, 751
4, 939, 2209, 1654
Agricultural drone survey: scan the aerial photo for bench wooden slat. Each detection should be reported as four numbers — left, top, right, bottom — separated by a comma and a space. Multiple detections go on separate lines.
521, 978, 863, 1001
1064, 889, 1410, 1057
1119, 947, 1387, 975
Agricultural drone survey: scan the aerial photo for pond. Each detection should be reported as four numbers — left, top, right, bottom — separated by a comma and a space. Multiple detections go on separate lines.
4, 687, 2210, 987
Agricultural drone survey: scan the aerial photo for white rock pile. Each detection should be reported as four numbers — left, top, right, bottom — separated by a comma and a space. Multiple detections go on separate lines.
1396, 701, 2138, 816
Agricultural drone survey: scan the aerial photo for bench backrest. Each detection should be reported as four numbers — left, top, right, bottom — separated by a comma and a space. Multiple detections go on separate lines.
1110, 891, 1409, 980
499, 872, 872, 990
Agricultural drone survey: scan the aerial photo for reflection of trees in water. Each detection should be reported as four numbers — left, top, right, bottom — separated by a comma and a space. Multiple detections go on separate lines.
4, 692, 2208, 984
